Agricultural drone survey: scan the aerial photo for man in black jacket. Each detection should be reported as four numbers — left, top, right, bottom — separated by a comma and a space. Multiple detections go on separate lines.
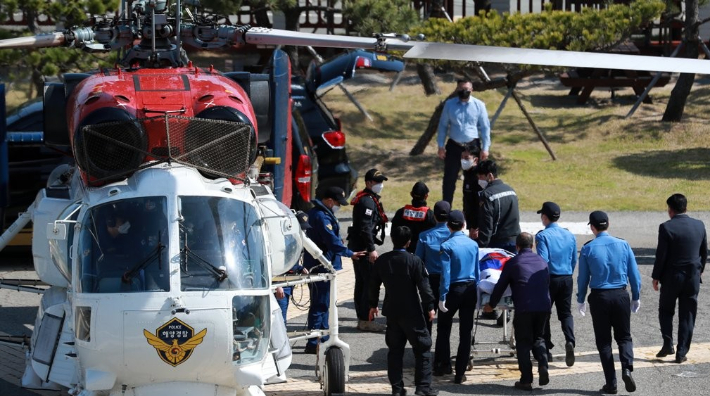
652, 193, 708, 363
369, 226, 438, 396
474, 160, 521, 252
392, 181, 436, 253
348, 168, 388, 332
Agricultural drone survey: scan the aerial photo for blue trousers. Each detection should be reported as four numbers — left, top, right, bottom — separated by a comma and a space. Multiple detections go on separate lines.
276, 286, 293, 324
307, 280, 331, 347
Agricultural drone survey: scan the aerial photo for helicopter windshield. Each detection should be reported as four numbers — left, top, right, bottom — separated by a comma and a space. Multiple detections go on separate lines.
77, 197, 170, 293
179, 196, 267, 291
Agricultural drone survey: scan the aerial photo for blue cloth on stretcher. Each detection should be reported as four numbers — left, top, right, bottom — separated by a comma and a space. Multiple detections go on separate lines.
476, 248, 515, 308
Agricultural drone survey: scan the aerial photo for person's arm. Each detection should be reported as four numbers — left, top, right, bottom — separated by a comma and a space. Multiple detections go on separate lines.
570, 233, 578, 272
535, 233, 550, 263
354, 197, 378, 252
414, 257, 435, 311
488, 259, 511, 308
577, 248, 590, 304
368, 256, 384, 308
477, 101, 491, 153
439, 247, 452, 301
627, 243, 641, 301
478, 193, 494, 247
319, 215, 354, 258
651, 224, 669, 281
391, 209, 404, 230
437, 100, 450, 149
415, 233, 426, 261
700, 226, 707, 275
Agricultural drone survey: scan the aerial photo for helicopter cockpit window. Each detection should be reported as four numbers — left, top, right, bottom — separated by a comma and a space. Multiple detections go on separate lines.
76, 197, 170, 293
179, 196, 267, 291
231, 295, 270, 365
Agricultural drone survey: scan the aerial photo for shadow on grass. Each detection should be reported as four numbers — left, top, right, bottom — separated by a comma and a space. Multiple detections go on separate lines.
613, 148, 710, 180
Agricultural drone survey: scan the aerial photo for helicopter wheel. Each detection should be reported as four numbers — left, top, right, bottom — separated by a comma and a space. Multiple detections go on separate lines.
323, 347, 345, 396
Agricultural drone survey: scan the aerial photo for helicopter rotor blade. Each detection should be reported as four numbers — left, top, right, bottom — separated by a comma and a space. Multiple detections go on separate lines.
0, 32, 66, 50
243, 28, 415, 52
405, 43, 709, 75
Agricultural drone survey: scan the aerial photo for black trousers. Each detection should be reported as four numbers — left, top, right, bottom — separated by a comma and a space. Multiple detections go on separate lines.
386, 314, 433, 394
544, 275, 575, 351
442, 139, 480, 204
588, 288, 634, 388
353, 258, 373, 321
434, 281, 477, 378
659, 266, 701, 357
426, 273, 441, 335
514, 311, 549, 384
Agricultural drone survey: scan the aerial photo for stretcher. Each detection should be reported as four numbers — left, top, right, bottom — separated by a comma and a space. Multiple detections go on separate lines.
467, 249, 517, 369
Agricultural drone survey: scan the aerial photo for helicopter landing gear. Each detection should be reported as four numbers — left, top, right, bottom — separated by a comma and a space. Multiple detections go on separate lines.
323, 346, 345, 396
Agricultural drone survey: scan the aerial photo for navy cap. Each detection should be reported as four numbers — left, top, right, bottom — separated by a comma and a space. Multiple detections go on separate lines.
537, 201, 561, 220
320, 186, 348, 205
411, 181, 429, 198
433, 200, 451, 219
588, 211, 608, 228
447, 210, 465, 226
295, 211, 312, 230
365, 168, 388, 183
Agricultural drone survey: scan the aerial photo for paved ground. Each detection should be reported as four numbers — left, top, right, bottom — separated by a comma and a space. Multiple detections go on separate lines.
3, 211, 710, 395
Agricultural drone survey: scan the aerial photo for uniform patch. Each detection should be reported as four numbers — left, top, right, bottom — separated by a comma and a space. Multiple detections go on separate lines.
326, 223, 333, 230
365, 209, 373, 216
144, 318, 207, 367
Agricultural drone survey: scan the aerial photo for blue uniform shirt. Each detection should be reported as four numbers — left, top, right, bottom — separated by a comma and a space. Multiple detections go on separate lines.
303, 200, 353, 272
437, 96, 491, 151
439, 231, 480, 301
415, 222, 450, 275
535, 222, 577, 276
577, 232, 641, 303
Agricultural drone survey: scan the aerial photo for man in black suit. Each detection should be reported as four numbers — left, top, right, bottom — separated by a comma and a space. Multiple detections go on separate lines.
652, 193, 707, 363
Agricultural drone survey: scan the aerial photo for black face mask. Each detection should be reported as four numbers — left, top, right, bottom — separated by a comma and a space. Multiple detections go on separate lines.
458, 90, 471, 100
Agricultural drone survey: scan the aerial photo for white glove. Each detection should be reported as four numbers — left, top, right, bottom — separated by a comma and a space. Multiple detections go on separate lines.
438, 300, 449, 313
577, 302, 586, 317
631, 300, 640, 313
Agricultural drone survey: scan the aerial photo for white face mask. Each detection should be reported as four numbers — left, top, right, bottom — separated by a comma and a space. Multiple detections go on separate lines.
118, 221, 131, 234
331, 204, 341, 214
371, 183, 384, 194
477, 179, 488, 189
461, 159, 475, 171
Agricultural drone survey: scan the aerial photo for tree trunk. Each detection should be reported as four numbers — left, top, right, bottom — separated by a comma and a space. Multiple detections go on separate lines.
284, 8, 302, 69
31, 68, 43, 99
409, 91, 457, 155
416, 63, 441, 96
662, 0, 699, 122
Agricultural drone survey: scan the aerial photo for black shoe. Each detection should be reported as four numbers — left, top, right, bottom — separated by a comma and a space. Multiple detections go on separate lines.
304, 345, 317, 354
496, 312, 511, 326
564, 342, 575, 367
481, 310, 498, 319
453, 374, 467, 384
547, 351, 553, 363
539, 365, 549, 386
600, 384, 618, 394
622, 369, 636, 392
675, 355, 687, 364
433, 366, 452, 376
656, 346, 675, 358
392, 389, 406, 396
514, 381, 533, 391
414, 388, 439, 396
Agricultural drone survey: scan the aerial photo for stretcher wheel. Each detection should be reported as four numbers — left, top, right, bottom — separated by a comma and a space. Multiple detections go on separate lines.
323, 347, 345, 396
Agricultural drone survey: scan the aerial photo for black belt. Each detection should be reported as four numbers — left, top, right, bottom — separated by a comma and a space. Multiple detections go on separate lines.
550, 274, 573, 278
591, 286, 626, 293
448, 138, 479, 148
451, 280, 476, 287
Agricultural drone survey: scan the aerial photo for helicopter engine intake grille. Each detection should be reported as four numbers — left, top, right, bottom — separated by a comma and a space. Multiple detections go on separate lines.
77, 115, 255, 185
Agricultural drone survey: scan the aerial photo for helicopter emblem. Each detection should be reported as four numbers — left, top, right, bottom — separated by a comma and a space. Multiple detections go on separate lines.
143, 318, 207, 367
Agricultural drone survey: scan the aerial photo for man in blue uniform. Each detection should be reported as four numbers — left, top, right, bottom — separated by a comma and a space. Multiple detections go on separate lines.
348, 169, 388, 332
392, 181, 436, 253
434, 210, 479, 384
415, 200, 451, 335
652, 193, 707, 363
578, 211, 641, 394
484, 232, 551, 391
535, 201, 577, 366
437, 79, 491, 204
369, 226, 439, 396
303, 186, 366, 353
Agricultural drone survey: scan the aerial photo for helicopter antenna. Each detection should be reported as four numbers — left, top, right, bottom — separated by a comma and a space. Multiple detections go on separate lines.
151, 3, 156, 58
175, 0, 181, 56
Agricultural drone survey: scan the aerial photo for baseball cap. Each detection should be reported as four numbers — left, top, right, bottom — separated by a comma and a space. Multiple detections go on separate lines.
537, 201, 561, 220
365, 168, 388, 183
295, 211, 312, 230
433, 200, 451, 220
320, 186, 349, 205
411, 181, 429, 198
588, 211, 609, 228
447, 210, 465, 226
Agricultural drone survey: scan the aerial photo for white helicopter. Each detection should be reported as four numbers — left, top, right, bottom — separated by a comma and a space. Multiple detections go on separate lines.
0, 1, 706, 396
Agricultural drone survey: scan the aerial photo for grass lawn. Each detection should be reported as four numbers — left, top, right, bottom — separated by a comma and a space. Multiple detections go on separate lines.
321, 71, 710, 213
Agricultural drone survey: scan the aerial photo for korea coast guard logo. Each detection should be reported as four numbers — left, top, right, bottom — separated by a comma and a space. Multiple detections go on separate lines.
143, 318, 207, 367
